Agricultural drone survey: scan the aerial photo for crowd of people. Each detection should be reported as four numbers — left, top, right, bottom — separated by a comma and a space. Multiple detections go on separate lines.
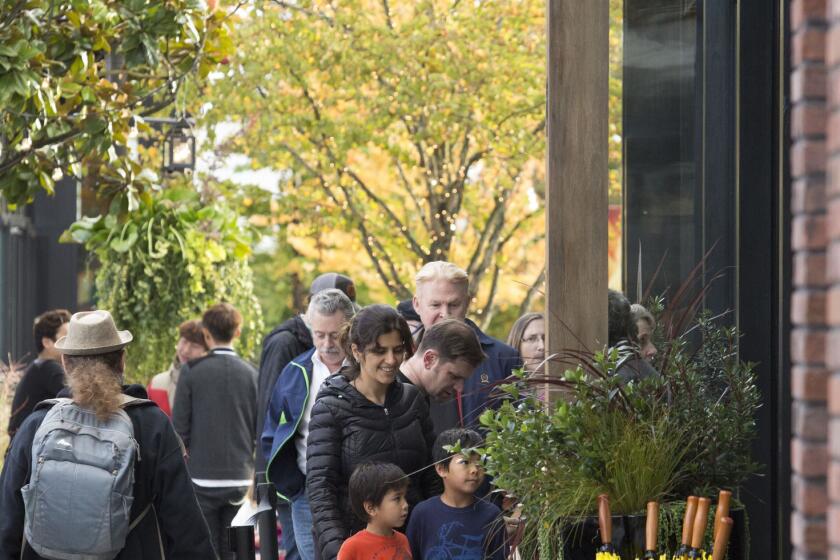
0, 260, 657, 560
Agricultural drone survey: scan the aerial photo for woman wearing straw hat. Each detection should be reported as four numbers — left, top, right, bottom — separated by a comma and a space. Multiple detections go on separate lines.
0, 310, 216, 560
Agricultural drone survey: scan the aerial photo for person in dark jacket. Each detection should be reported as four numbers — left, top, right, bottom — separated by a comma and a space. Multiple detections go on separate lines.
396, 319, 486, 408
411, 262, 521, 431
262, 289, 356, 560
306, 305, 439, 560
608, 290, 658, 383
173, 303, 257, 560
7, 309, 71, 441
256, 273, 356, 560
0, 309, 215, 560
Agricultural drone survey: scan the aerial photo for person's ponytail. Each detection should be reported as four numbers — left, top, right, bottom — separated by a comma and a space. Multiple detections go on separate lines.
339, 321, 361, 380
64, 350, 125, 419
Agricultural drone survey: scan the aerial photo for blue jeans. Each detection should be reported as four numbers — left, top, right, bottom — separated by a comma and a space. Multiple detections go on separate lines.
277, 500, 300, 560
291, 489, 315, 560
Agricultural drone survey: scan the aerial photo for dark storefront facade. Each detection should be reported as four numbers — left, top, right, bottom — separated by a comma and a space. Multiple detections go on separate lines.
0, 178, 79, 363
620, 0, 790, 557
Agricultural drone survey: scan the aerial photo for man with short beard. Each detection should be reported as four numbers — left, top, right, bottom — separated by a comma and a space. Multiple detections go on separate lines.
397, 319, 486, 412
412, 262, 520, 432
262, 289, 355, 560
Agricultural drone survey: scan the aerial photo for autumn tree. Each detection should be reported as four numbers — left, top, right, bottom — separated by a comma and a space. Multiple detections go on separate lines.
0, 0, 232, 205
204, 0, 546, 327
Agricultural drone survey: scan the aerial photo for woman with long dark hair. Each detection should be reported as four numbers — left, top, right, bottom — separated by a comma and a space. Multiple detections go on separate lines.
305, 304, 438, 560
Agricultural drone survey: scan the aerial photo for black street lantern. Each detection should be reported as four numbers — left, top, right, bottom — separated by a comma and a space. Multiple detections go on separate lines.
145, 116, 196, 175
162, 119, 196, 175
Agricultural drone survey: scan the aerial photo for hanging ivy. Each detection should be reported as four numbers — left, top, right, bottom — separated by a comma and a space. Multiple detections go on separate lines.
63, 185, 263, 383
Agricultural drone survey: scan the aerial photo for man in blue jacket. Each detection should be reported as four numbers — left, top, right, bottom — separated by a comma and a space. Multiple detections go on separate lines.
261, 289, 355, 560
412, 261, 521, 431
255, 273, 356, 560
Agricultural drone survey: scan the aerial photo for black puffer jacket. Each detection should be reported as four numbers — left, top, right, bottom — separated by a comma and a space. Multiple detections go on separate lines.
306, 375, 439, 560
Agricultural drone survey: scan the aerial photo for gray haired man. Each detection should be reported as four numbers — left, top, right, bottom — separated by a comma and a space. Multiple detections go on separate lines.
261, 289, 355, 560
256, 274, 356, 560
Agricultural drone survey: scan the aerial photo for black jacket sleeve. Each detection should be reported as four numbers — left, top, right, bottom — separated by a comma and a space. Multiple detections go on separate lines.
152, 421, 217, 559
306, 399, 347, 560
43, 360, 66, 399
416, 394, 442, 498
0, 412, 40, 560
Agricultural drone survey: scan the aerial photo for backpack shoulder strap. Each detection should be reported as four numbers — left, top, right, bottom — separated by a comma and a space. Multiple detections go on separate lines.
34, 396, 153, 413
33, 397, 72, 412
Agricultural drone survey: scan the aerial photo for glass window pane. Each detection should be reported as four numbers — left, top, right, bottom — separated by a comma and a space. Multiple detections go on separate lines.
624, 0, 700, 302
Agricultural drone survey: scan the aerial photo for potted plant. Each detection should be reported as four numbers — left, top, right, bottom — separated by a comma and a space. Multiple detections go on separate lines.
480, 300, 760, 559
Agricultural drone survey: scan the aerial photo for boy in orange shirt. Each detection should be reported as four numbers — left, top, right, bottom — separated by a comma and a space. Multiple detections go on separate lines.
338, 463, 412, 560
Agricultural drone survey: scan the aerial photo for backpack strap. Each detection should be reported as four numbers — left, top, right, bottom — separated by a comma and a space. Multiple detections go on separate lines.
128, 500, 154, 531
35, 395, 153, 412
126, 502, 165, 558
33, 397, 71, 412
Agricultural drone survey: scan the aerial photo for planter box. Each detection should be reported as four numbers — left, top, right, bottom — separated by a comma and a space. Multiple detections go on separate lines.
560, 508, 748, 560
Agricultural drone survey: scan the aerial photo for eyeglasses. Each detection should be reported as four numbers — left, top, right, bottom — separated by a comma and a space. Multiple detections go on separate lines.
522, 334, 545, 344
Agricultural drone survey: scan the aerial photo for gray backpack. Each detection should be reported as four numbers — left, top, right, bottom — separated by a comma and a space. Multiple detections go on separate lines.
21, 396, 149, 560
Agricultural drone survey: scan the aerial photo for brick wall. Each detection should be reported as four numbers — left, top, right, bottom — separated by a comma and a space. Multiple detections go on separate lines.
791, 0, 830, 557
827, 1, 840, 557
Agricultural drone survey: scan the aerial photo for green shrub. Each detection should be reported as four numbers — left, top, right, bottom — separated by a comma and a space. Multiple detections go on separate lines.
64, 186, 263, 383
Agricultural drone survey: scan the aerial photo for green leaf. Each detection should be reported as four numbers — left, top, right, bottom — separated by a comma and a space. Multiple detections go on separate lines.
37, 170, 55, 194
110, 226, 138, 253
83, 116, 108, 134
0, 44, 19, 57
80, 86, 96, 103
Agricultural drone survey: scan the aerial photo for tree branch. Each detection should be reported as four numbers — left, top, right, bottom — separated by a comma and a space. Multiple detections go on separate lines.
278, 142, 326, 180
498, 207, 542, 251
478, 264, 501, 331
447, 145, 488, 217
394, 157, 430, 231
279, 141, 409, 297
469, 211, 507, 296
466, 194, 506, 276
382, 0, 394, 29
270, 0, 335, 25
0, 127, 81, 176
0, 0, 26, 31
344, 168, 428, 259
289, 69, 322, 122
519, 265, 546, 317
336, 184, 411, 298
494, 102, 544, 132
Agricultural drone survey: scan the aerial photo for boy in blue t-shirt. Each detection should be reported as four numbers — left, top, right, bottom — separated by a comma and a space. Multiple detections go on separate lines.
407, 429, 506, 560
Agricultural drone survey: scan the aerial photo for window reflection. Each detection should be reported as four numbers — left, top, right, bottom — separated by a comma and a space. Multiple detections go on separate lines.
623, 0, 700, 302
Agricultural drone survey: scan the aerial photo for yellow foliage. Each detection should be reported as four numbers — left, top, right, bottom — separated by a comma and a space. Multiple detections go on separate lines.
200, 0, 626, 330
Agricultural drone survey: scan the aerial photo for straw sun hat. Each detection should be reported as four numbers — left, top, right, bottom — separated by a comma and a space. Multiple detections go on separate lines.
54, 310, 133, 356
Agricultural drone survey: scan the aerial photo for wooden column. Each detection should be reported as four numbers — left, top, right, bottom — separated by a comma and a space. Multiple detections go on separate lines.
545, 0, 609, 377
